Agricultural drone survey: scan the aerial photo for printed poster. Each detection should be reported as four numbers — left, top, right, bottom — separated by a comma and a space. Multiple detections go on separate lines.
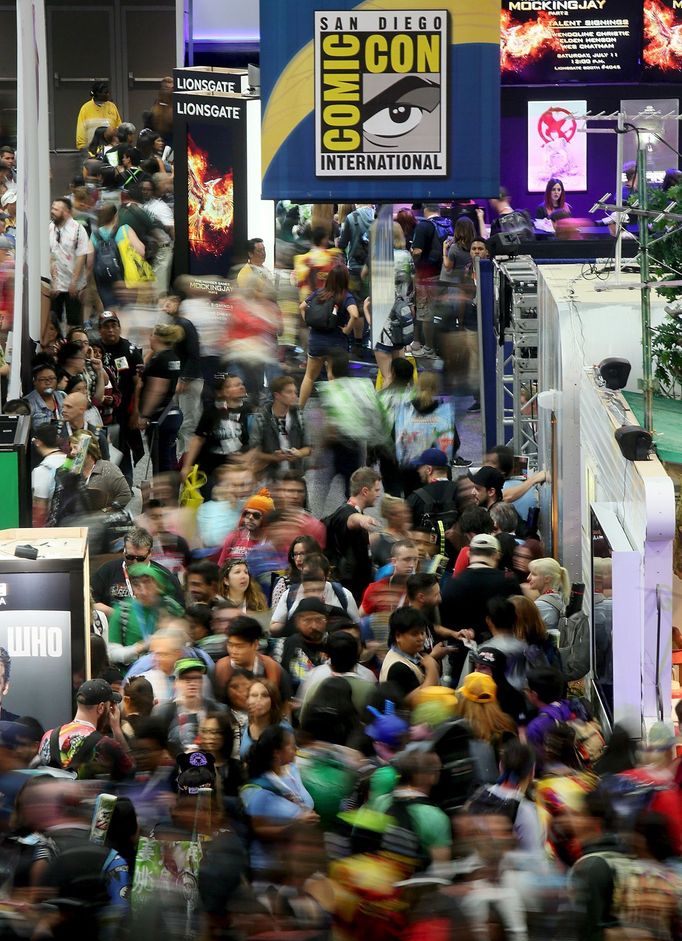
527, 99, 587, 193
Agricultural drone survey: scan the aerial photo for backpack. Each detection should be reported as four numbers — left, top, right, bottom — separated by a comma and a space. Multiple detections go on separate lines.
464, 785, 521, 824
92, 227, 124, 286
557, 610, 590, 680
345, 210, 370, 269
321, 506, 360, 585
46, 726, 103, 775
542, 700, 606, 769
381, 795, 434, 872
599, 774, 662, 832
304, 292, 339, 332
381, 296, 415, 348
413, 480, 459, 536
577, 851, 681, 940
426, 216, 453, 266
286, 581, 348, 615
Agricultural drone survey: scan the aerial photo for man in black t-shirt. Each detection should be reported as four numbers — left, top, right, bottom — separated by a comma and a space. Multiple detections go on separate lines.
97, 310, 144, 482
91, 526, 184, 616
323, 467, 382, 604
440, 533, 520, 680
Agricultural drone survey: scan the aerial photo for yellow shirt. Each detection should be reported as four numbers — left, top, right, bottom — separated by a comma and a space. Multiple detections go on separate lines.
75, 99, 122, 150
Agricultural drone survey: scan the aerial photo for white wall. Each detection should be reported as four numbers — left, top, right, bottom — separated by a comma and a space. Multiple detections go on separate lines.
192, 0, 259, 41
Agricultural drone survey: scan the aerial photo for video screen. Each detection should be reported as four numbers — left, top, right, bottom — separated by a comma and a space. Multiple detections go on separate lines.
501, 0, 642, 84
643, 0, 682, 78
186, 122, 246, 277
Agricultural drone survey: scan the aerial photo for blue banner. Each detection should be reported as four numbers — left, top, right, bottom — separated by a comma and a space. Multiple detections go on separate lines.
260, 0, 501, 201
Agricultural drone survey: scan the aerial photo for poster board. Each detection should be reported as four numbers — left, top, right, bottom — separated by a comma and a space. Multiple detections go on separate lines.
527, 99, 587, 193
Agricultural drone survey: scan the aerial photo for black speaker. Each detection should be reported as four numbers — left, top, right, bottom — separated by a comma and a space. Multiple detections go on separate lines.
599, 357, 631, 390
615, 425, 652, 461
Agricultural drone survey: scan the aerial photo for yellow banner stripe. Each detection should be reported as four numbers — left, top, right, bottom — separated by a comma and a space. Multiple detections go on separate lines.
262, 0, 500, 178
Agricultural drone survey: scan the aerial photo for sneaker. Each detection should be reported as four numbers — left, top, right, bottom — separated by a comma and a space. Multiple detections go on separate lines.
410, 346, 428, 357
421, 346, 435, 357
467, 400, 481, 412
452, 456, 473, 467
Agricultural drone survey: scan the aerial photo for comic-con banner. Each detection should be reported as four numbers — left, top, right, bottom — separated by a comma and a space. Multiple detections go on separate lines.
501, 0, 641, 84
260, 0, 500, 200
173, 79, 249, 288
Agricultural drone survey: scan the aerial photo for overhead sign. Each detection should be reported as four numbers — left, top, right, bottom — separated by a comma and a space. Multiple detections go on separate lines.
260, 0, 501, 200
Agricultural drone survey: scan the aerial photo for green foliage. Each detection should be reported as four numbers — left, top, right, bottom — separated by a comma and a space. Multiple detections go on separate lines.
645, 183, 682, 302
651, 318, 682, 398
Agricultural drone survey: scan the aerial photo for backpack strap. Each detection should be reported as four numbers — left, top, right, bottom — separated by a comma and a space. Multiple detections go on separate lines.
49, 726, 62, 767
330, 581, 348, 611
67, 730, 104, 771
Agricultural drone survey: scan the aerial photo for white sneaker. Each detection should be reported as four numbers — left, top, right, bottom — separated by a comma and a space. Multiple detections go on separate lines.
410, 345, 427, 357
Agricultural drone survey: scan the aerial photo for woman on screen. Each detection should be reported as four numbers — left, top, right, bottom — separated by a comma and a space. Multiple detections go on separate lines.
535, 178, 572, 222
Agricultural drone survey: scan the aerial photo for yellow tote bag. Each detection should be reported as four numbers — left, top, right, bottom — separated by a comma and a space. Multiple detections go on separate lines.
118, 226, 155, 286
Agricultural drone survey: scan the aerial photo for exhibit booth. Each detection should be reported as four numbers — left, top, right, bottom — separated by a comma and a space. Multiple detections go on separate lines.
0, 528, 90, 732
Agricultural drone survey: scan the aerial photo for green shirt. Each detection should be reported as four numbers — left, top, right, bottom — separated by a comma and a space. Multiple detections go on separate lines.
374, 788, 452, 851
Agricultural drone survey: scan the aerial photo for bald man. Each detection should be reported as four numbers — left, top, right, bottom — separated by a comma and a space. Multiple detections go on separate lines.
60, 392, 110, 460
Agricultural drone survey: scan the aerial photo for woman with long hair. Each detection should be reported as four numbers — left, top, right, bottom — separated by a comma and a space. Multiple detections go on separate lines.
198, 710, 243, 798
270, 535, 323, 609
456, 671, 517, 763
298, 264, 361, 409
536, 178, 572, 221
527, 557, 571, 630
219, 558, 267, 612
510, 594, 560, 667
240, 678, 288, 759
240, 725, 317, 880
441, 216, 476, 282
134, 322, 184, 474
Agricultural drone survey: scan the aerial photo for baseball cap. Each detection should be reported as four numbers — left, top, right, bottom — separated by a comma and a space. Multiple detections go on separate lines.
76, 678, 122, 705
469, 467, 505, 492
174, 657, 207, 677
411, 447, 448, 468
295, 598, 328, 617
458, 671, 497, 703
647, 721, 682, 750
469, 533, 501, 552
99, 310, 120, 324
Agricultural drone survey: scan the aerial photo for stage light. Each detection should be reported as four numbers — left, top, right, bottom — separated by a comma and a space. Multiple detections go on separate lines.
615, 425, 652, 462
598, 357, 631, 391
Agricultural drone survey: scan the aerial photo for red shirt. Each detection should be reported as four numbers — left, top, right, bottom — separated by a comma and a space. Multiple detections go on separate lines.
360, 577, 407, 615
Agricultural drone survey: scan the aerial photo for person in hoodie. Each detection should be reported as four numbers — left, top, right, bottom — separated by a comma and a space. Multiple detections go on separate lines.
524, 665, 577, 763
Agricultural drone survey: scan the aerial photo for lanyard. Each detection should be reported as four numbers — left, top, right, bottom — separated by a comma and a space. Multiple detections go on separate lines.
122, 561, 134, 599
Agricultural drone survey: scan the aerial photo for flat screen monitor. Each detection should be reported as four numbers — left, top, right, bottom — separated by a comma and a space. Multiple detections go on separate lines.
501, 0, 642, 84
642, 0, 682, 80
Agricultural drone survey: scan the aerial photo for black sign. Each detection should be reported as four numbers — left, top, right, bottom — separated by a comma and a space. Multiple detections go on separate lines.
501, 0, 642, 84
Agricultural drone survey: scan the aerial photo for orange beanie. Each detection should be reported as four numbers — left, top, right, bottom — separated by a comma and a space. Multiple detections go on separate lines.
244, 488, 275, 515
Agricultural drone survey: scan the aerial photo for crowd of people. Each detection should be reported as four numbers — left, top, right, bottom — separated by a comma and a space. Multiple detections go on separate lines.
0, 81, 677, 941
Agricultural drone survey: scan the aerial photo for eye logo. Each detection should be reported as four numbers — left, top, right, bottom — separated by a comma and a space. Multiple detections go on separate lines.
314, 10, 448, 177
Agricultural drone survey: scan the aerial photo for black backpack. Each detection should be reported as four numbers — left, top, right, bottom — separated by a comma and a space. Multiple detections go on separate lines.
381, 795, 434, 872
346, 210, 370, 269
92, 227, 124, 286
413, 480, 459, 533
465, 785, 521, 824
305, 293, 339, 332
381, 296, 415, 348
426, 216, 453, 266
